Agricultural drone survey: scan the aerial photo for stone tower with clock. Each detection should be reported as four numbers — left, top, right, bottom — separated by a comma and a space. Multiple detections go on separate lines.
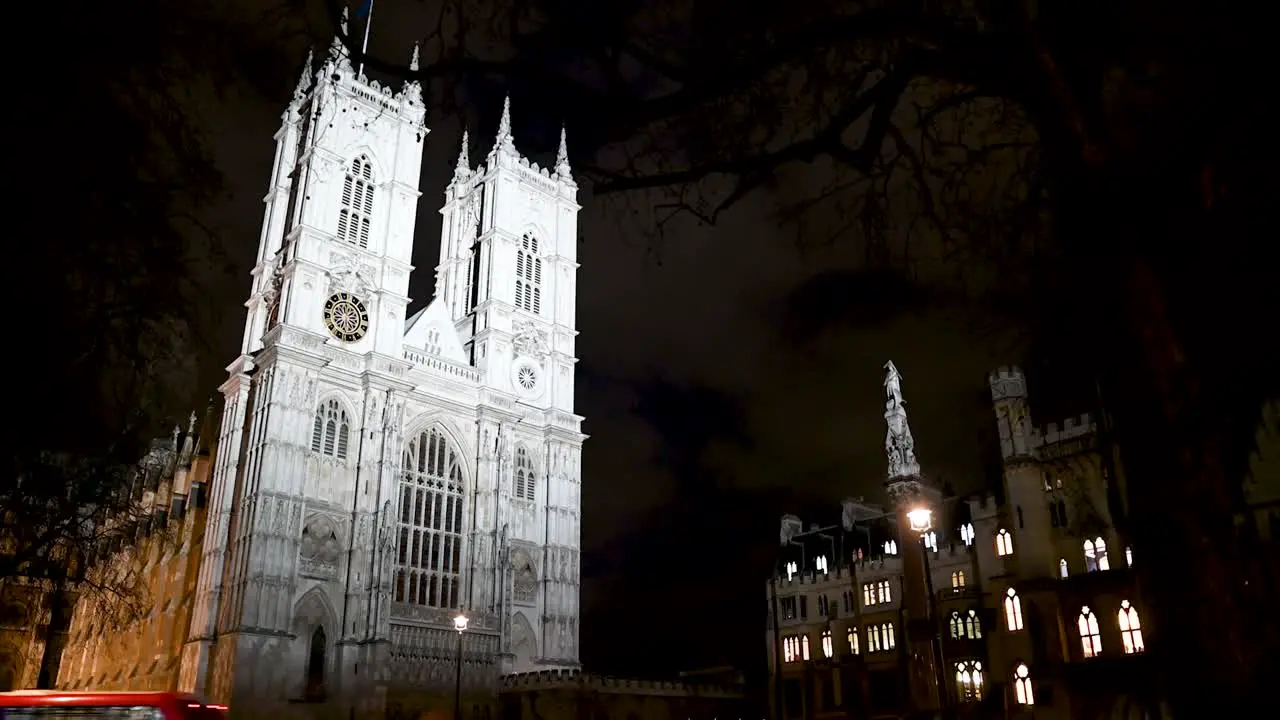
180, 13, 585, 720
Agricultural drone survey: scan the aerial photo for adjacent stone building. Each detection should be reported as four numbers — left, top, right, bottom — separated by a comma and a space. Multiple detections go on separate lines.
498, 670, 747, 720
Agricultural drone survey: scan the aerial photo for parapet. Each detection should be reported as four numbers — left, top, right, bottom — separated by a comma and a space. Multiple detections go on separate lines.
499, 669, 742, 698
1040, 414, 1096, 445
988, 366, 1027, 401
774, 566, 852, 587
967, 494, 1000, 520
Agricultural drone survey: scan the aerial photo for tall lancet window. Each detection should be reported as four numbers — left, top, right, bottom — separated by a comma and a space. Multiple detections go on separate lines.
396, 428, 466, 609
337, 155, 374, 249
310, 399, 350, 460
515, 232, 542, 314
514, 446, 537, 501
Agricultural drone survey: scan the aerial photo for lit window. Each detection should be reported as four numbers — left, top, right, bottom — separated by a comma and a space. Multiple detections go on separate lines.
863, 581, 891, 606
955, 661, 984, 701
513, 446, 537, 501
966, 609, 983, 639
877, 580, 892, 604
951, 570, 966, 589
785, 561, 797, 580
1078, 606, 1102, 658
1059, 558, 1069, 578
866, 625, 880, 652
884, 539, 898, 555
1004, 588, 1024, 632
310, 398, 351, 460
515, 232, 543, 314
1125, 546, 1133, 567
783, 635, 800, 662
821, 629, 834, 658
866, 623, 895, 652
862, 583, 873, 607
1084, 537, 1110, 572
995, 529, 1014, 557
960, 523, 975, 546
847, 628, 859, 654
1013, 664, 1034, 706
1117, 600, 1145, 654
816, 555, 829, 574
949, 612, 962, 638
801, 635, 810, 660
395, 428, 466, 608
924, 531, 937, 551
882, 623, 896, 649
337, 155, 375, 249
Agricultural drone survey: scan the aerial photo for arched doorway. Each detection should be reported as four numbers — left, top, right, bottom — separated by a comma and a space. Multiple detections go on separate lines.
305, 626, 326, 701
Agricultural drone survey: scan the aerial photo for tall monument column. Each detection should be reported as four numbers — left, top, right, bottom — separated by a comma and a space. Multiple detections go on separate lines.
881, 361, 945, 713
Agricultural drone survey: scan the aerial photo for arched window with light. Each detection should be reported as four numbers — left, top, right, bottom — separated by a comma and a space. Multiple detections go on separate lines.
1004, 588, 1024, 631
924, 531, 937, 551
951, 570, 965, 589
1059, 558, 1069, 578
816, 555, 829, 574
310, 398, 350, 460
965, 609, 983, 639
395, 428, 466, 609
1117, 600, 1145, 654
995, 528, 1014, 556
1078, 606, 1102, 658
515, 232, 543, 314
949, 611, 963, 639
847, 627, 859, 654
821, 629, 833, 658
800, 634, 811, 660
337, 155, 374, 249
955, 661, 984, 701
960, 523, 975, 546
1084, 537, 1110, 572
1013, 663, 1034, 706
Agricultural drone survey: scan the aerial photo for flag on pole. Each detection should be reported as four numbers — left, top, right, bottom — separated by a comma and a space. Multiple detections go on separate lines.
354, 0, 373, 19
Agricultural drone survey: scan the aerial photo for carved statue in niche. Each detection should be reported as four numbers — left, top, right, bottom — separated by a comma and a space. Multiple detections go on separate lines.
327, 251, 372, 297
511, 548, 537, 604
511, 319, 550, 359
299, 515, 342, 575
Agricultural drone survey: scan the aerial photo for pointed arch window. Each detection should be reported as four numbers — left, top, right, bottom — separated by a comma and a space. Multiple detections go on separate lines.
1013, 663, 1034, 706
847, 627, 859, 654
514, 446, 537, 501
1059, 558, 1070, 577
515, 232, 543, 314
966, 609, 983, 638
995, 528, 1014, 556
1078, 606, 1102, 658
960, 522, 975, 546
951, 570, 966, 589
1117, 600, 1145, 654
1084, 537, 1110, 572
396, 428, 466, 609
310, 399, 350, 460
955, 661, 984, 701
820, 629, 834, 658
337, 155, 374, 249
1004, 588, 1024, 631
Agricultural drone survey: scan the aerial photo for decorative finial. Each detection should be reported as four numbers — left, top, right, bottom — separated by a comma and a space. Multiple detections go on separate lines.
410, 42, 420, 72
494, 95, 514, 152
172, 425, 181, 448
555, 125, 571, 176
341, 5, 350, 35
292, 47, 314, 102
883, 360, 921, 480
455, 130, 471, 177
188, 411, 198, 436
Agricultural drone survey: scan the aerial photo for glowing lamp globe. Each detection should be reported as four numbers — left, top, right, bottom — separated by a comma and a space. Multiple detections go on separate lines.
453, 613, 469, 633
907, 507, 933, 534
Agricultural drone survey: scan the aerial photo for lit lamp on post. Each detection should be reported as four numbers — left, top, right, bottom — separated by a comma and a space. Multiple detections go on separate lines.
453, 612, 469, 720
908, 506, 949, 713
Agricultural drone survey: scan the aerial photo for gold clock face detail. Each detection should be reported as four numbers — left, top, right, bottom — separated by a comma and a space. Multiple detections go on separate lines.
323, 292, 369, 342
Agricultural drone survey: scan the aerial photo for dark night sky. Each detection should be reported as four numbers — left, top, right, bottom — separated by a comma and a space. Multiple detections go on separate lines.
183, 0, 1026, 678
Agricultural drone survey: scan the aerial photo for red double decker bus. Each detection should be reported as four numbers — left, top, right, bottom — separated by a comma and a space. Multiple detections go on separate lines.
0, 691, 228, 720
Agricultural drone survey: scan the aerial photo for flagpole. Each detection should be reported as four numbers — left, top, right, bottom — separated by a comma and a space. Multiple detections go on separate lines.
357, 0, 375, 77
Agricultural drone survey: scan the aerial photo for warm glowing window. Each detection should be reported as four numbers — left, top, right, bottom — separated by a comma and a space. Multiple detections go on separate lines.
1004, 588, 1024, 632
1118, 600, 1145, 654
863, 580, 891, 606
1059, 558, 1069, 578
847, 628, 859, 654
1014, 664, 1034, 706
877, 580, 891, 604
310, 398, 351, 460
821, 629, 834, 658
949, 609, 982, 639
1084, 537, 1110, 572
785, 561, 797, 580
513, 446, 537, 501
801, 635, 811, 660
337, 155, 374, 248
1125, 546, 1133, 567
515, 232, 543, 314
960, 523, 975, 546
395, 428, 466, 608
783, 635, 801, 662
951, 570, 966, 589
924, 531, 937, 551
1078, 606, 1102, 658
862, 583, 873, 607
816, 555, 830, 574
995, 529, 1014, 556
955, 661, 984, 701
884, 539, 898, 555
866, 623, 895, 652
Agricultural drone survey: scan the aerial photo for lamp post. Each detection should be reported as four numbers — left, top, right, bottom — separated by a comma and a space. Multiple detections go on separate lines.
453, 612, 468, 720
907, 507, 948, 715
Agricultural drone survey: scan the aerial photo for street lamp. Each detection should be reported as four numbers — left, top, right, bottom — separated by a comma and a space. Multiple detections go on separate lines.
908, 505, 948, 713
453, 613, 469, 720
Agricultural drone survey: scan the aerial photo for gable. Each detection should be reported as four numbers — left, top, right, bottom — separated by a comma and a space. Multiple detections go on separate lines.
402, 298, 468, 364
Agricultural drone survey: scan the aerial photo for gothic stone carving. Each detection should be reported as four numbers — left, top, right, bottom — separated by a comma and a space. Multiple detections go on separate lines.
299, 514, 342, 579
327, 250, 374, 297
511, 319, 550, 359
511, 547, 537, 605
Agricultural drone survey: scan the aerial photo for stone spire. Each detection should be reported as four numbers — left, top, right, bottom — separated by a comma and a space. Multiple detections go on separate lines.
493, 95, 515, 154
554, 125, 572, 179
454, 130, 471, 180
409, 42, 420, 72
328, 7, 350, 64
883, 360, 921, 480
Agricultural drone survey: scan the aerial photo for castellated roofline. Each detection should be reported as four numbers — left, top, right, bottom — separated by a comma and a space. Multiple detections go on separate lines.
500, 669, 742, 697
